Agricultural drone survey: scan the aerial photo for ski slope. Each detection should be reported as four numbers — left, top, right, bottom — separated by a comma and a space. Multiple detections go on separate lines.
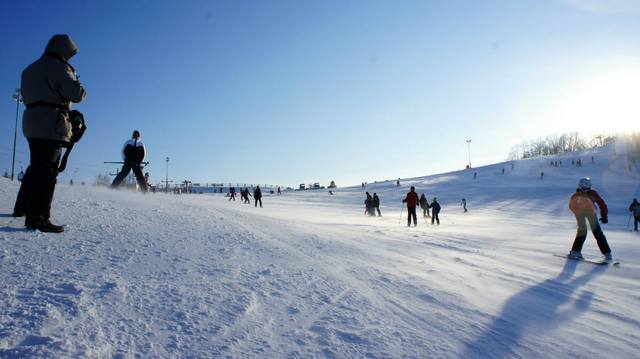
1, 144, 639, 358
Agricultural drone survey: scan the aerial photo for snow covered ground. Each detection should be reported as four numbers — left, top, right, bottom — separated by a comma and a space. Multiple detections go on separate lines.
1, 144, 639, 358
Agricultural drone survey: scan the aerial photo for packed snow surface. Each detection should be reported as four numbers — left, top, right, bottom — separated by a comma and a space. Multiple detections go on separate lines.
1, 145, 639, 358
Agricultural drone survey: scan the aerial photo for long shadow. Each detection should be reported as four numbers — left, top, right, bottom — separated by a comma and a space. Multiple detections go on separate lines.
462, 260, 607, 358
0, 226, 28, 233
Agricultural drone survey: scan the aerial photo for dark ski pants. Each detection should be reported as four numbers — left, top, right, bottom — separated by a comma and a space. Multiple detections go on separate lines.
407, 207, 417, 226
432, 211, 440, 225
571, 213, 611, 254
375, 206, 381, 216
111, 163, 148, 191
255, 198, 262, 207
634, 216, 640, 231
14, 138, 63, 226
421, 207, 430, 218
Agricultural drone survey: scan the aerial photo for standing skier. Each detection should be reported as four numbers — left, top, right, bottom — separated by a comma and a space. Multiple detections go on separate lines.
364, 192, 372, 215
430, 198, 441, 225
254, 186, 263, 208
111, 130, 148, 192
461, 198, 467, 213
568, 178, 612, 260
402, 186, 419, 227
373, 193, 382, 217
419, 194, 430, 218
629, 198, 640, 231
228, 187, 236, 201
13, 34, 87, 232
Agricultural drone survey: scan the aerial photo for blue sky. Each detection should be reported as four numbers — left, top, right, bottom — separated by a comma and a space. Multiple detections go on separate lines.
1, 0, 639, 187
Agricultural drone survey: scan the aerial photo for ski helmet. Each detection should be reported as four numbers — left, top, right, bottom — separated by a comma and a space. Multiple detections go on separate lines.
578, 177, 591, 189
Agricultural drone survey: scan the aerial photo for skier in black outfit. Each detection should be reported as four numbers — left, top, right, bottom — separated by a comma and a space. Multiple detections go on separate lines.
630, 198, 640, 231
430, 198, 441, 225
228, 187, 236, 201
364, 192, 374, 216
419, 194, 430, 218
372, 193, 382, 217
254, 186, 263, 207
111, 130, 148, 191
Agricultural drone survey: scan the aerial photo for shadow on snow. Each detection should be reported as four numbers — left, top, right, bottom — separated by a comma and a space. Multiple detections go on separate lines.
462, 260, 608, 358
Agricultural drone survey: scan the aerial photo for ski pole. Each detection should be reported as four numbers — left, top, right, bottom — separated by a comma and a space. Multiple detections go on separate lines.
399, 203, 405, 225
628, 214, 633, 229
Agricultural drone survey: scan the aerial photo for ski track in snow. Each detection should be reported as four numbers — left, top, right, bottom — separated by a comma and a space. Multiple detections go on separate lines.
1, 144, 640, 358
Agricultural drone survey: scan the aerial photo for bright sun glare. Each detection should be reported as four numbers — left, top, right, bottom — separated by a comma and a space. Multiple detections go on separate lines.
552, 68, 640, 134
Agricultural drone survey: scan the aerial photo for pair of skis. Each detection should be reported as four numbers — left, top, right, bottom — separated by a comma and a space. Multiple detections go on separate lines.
553, 254, 620, 266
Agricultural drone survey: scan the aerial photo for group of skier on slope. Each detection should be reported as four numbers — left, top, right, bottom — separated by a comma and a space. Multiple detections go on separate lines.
228, 186, 263, 207
374, 176, 631, 263
402, 187, 441, 226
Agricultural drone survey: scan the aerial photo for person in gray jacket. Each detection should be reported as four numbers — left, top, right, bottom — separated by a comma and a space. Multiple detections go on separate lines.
12, 34, 86, 233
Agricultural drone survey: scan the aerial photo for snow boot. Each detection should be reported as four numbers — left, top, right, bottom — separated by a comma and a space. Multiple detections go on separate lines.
568, 251, 583, 260
603, 253, 613, 261
26, 221, 64, 233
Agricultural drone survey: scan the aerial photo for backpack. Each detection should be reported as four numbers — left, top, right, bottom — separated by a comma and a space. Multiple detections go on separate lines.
58, 110, 86, 172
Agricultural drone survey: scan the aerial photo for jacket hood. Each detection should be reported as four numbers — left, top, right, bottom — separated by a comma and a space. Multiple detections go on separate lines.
44, 34, 79, 60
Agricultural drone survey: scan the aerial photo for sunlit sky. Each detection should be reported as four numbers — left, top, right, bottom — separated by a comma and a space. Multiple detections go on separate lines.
0, 0, 638, 187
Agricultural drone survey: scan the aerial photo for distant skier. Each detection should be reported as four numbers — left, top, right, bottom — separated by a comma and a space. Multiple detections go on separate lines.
419, 194, 430, 218
364, 192, 374, 216
473, 172, 477, 180
402, 186, 419, 227
568, 178, 612, 260
241, 187, 250, 203
254, 186, 263, 207
277, 186, 282, 195
69, 179, 73, 185
396, 178, 401, 187
461, 198, 467, 213
228, 187, 236, 201
629, 198, 640, 231
540, 171, 544, 179
373, 193, 382, 217
111, 130, 148, 192
430, 198, 441, 225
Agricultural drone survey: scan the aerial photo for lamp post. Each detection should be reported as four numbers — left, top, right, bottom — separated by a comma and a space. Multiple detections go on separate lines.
466, 139, 472, 168
11, 89, 22, 181
165, 156, 170, 192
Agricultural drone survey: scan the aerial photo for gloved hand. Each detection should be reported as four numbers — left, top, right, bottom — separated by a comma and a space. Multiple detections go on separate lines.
601, 216, 608, 224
